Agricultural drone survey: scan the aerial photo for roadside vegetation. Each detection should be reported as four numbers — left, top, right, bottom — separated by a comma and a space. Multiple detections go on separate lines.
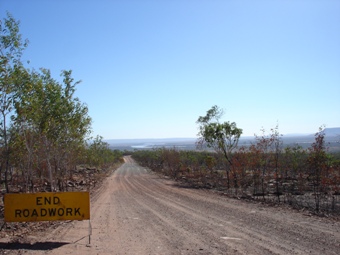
133, 106, 340, 216
0, 13, 122, 197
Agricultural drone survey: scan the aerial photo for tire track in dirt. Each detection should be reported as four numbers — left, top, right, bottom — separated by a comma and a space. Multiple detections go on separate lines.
121, 162, 339, 254
121, 162, 306, 254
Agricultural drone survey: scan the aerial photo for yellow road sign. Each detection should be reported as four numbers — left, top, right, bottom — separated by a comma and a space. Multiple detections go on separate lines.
4, 192, 90, 222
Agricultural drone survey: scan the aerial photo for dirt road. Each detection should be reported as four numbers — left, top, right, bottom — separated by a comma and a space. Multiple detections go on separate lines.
2, 156, 339, 254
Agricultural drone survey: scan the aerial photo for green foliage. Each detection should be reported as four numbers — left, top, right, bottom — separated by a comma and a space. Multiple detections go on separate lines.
0, 13, 119, 192
196, 105, 242, 165
8, 66, 93, 190
0, 12, 28, 66
196, 105, 243, 189
86, 135, 122, 168
132, 126, 340, 214
0, 12, 28, 192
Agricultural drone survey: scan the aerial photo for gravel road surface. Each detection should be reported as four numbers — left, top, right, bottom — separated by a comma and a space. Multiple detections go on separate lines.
2, 156, 339, 254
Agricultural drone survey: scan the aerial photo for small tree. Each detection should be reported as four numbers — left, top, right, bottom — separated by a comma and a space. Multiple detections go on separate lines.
269, 125, 283, 201
253, 128, 272, 198
283, 144, 306, 196
0, 13, 28, 192
196, 105, 242, 190
307, 127, 328, 213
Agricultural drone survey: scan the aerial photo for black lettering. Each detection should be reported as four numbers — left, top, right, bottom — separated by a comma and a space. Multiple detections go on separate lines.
41, 209, 47, 217
31, 209, 38, 217
15, 209, 22, 217
36, 197, 43, 205
53, 196, 60, 205
44, 197, 51, 205
57, 208, 64, 216
48, 208, 56, 216
66, 208, 72, 216
23, 209, 29, 217
74, 208, 81, 216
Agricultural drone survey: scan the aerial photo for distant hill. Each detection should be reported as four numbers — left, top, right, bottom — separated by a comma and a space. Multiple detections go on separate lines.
105, 138, 197, 150
105, 128, 340, 152
306, 127, 340, 137
323, 127, 340, 137
105, 138, 196, 145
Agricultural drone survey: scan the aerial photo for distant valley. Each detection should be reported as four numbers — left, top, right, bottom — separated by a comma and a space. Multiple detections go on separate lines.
106, 127, 340, 152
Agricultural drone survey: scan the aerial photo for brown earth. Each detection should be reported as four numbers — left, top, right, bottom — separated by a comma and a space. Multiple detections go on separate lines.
0, 156, 339, 254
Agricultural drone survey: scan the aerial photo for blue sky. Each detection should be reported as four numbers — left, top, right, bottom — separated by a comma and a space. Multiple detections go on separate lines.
1, 0, 339, 139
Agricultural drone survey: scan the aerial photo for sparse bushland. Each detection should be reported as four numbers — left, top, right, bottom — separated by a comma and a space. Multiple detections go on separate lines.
0, 13, 123, 237
132, 137, 340, 215
133, 106, 340, 216
0, 13, 122, 196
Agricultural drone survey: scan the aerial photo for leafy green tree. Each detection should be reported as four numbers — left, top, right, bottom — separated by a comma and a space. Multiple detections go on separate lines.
12, 68, 92, 191
0, 13, 120, 193
86, 135, 120, 168
0, 13, 28, 191
196, 105, 243, 189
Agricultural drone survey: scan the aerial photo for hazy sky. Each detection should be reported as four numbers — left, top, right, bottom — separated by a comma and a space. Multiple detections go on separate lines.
1, 0, 339, 139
